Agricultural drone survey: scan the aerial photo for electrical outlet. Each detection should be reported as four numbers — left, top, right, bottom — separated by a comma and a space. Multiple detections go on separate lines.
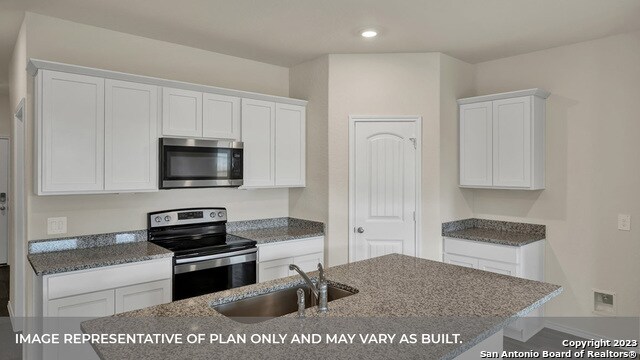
47, 217, 67, 235
618, 214, 631, 231
593, 289, 616, 315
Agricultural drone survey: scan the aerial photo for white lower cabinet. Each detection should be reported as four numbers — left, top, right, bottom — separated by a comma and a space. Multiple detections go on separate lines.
115, 279, 172, 313
443, 237, 545, 342
257, 237, 324, 283
33, 258, 172, 360
258, 257, 294, 283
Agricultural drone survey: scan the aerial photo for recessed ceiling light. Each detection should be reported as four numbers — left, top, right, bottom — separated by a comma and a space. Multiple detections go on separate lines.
361, 30, 378, 38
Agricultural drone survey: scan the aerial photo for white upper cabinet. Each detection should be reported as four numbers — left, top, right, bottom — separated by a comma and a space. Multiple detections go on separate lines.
203, 93, 241, 140
458, 89, 549, 190
275, 103, 306, 187
162, 87, 202, 137
30, 59, 307, 193
493, 96, 532, 188
460, 101, 493, 187
37, 70, 158, 195
241, 100, 307, 188
39, 70, 105, 193
242, 99, 276, 187
105, 79, 158, 191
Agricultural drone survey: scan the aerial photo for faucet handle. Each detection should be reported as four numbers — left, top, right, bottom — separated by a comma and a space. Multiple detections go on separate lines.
317, 263, 325, 282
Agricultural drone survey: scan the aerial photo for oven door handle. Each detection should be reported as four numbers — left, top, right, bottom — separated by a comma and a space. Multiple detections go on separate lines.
174, 248, 257, 274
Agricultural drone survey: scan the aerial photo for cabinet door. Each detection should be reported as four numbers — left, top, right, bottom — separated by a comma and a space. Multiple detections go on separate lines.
242, 99, 276, 187
40, 70, 105, 193
459, 101, 493, 187
162, 87, 202, 137
46, 290, 114, 360
105, 79, 158, 191
478, 259, 519, 277
258, 257, 293, 283
492, 96, 531, 188
203, 93, 241, 140
443, 253, 478, 269
115, 279, 171, 313
275, 103, 306, 187
293, 252, 323, 273
47, 289, 115, 317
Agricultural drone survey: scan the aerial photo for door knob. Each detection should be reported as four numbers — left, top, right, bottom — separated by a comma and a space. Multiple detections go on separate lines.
357, 227, 365, 233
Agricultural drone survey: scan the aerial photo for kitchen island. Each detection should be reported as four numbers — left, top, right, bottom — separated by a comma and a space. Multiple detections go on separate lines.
81, 253, 561, 359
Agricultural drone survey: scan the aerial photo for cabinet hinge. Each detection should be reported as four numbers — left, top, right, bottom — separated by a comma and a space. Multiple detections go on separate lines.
413, 211, 416, 221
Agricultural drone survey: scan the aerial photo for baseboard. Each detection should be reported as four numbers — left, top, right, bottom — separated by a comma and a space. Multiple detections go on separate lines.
7, 301, 23, 332
545, 320, 639, 352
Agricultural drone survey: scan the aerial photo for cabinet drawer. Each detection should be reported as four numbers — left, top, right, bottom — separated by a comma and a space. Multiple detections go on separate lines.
444, 237, 519, 264
257, 237, 323, 262
443, 253, 478, 269
46, 258, 172, 300
478, 259, 518, 276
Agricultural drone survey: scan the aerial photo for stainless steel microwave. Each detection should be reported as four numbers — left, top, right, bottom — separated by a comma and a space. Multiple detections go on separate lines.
159, 138, 243, 189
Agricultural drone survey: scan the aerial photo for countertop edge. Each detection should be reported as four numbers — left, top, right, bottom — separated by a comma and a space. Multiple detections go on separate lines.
28, 251, 174, 276
247, 231, 326, 245
442, 232, 546, 247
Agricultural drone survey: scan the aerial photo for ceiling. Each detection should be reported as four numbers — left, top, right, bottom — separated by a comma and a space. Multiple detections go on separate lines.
1, 0, 640, 94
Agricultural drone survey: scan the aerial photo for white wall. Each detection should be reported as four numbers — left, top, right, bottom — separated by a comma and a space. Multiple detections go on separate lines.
23, 13, 292, 240
289, 56, 329, 224
7, 15, 27, 320
326, 53, 442, 265
439, 54, 475, 222
473, 31, 640, 320
0, 95, 9, 136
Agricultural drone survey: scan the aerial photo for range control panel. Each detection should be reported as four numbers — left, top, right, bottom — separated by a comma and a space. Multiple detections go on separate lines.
149, 208, 227, 228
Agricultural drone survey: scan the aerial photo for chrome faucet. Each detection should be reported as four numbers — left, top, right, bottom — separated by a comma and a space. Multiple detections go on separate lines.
289, 263, 328, 313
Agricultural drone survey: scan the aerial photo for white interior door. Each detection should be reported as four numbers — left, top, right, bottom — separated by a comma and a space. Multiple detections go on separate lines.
0, 138, 8, 264
351, 118, 418, 262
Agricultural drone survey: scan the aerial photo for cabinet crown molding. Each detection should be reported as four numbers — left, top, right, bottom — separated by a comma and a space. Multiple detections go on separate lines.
27, 58, 308, 107
457, 88, 550, 105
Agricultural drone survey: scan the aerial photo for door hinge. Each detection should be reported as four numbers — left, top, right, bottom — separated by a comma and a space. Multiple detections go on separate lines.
413, 211, 416, 222
409, 137, 417, 149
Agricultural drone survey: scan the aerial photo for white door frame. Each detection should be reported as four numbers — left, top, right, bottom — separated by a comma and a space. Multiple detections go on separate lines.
348, 115, 422, 263
10, 98, 26, 332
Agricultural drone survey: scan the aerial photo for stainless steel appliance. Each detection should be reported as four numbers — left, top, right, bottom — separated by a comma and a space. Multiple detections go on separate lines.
148, 208, 256, 301
159, 138, 243, 189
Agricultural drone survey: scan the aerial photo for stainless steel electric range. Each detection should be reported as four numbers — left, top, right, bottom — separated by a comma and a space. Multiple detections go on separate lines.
148, 208, 257, 301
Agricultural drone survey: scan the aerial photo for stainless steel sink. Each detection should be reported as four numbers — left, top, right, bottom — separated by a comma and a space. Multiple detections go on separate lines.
212, 283, 357, 323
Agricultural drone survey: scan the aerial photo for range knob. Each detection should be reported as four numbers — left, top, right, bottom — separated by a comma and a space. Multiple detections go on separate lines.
210, 212, 216, 218
164, 215, 172, 222
154, 216, 162, 223
218, 211, 224, 218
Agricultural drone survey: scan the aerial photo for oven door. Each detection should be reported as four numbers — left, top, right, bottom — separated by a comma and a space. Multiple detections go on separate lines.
160, 138, 243, 188
173, 248, 257, 301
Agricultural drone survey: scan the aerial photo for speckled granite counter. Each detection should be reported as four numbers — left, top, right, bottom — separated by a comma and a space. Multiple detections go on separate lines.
442, 218, 545, 246
82, 254, 561, 360
28, 231, 173, 275
227, 217, 324, 244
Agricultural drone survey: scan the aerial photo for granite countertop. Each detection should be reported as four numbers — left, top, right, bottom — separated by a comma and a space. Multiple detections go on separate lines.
26, 217, 324, 276
28, 241, 173, 276
227, 217, 324, 244
442, 218, 546, 246
82, 253, 562, 360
